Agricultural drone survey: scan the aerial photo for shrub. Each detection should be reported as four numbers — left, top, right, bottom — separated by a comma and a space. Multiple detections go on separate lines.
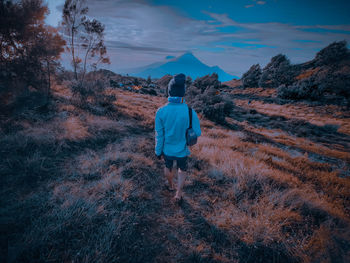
314, 40, 349, 66
185, 75, 193, 87
155, 74, 172, 96
193, 73, 221, 92
140, 87, 157, 96
259, 54, 295, 88
277, 80, 321, 100
242, 64, 261, 88
188, 74, 234, 124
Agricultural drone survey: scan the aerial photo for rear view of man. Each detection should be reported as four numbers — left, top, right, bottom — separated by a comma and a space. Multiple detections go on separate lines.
155, 73, 201, 201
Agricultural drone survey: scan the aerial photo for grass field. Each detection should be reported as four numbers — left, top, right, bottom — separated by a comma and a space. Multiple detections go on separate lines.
1, 83, 350, 262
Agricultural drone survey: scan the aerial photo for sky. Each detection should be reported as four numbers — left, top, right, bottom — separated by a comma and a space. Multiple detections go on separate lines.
45, 0, 350, 77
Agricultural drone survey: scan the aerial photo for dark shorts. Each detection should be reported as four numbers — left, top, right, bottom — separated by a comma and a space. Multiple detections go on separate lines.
163, 154, 188, 171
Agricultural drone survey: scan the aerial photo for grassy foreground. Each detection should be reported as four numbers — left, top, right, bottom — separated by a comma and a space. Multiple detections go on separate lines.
1, 83, 350, 263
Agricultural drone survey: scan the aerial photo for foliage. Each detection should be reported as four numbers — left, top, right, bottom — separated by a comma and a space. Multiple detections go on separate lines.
187, 73, 234, 124
242, 64, 261, 88
277, 41, 350, 105
259, 54, 294, 88
277, 81, 321, 100
314, 40, 349, 66
62, 0, 88, 80
0, 0, 65, 103
62, 0, 109, 84
80, 18, 110, 83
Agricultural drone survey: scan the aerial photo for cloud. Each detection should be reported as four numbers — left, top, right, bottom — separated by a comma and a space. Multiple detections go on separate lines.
54, 0, 350, 77
194, 12, 350, 75
245, 0, 266, 8
295, 24, 350, 32
105, 40, 186, 53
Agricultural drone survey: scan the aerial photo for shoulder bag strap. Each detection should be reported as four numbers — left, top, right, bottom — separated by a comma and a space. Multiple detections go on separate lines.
188, 106, 192, 129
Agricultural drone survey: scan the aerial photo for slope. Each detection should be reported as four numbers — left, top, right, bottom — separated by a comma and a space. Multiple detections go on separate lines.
1, 81, 350, 263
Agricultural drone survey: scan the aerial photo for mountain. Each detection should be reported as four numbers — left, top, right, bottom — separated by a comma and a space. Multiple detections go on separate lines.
123, 52, 237, 81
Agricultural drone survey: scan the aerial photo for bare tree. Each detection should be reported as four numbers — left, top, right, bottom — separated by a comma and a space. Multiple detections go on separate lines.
62, 0, 88, 81
80, 18, 110, 84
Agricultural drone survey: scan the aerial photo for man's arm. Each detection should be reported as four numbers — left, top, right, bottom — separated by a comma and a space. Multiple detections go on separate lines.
192, 109, 201, 137
155, 109, 165, 156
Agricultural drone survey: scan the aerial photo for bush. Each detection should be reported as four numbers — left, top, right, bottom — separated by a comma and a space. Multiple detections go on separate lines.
314, 40, 349, 66
277, 80, 321, 100
193, 73, 221, 92
242, 64, 261, 88
259, 54, 295, 88
140, 87, 157, 96
187, 74, 234, 124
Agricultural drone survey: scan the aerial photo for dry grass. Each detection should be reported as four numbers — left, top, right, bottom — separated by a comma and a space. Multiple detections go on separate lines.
2, 84, 350, 263
231, 87, 277, 97
189, 118, 350, 261
234, 99, 350, 135
296, 67, 320, 80
105, 88, 164, 129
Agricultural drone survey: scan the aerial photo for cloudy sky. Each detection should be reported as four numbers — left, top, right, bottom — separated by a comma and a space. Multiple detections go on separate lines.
45, 0, 350, 77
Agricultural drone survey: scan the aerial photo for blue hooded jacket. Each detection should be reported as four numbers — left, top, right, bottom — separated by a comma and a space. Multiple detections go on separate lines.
155, 99, 201, 157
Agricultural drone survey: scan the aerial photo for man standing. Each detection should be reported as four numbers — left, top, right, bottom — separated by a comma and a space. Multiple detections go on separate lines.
155, 73, 201, 201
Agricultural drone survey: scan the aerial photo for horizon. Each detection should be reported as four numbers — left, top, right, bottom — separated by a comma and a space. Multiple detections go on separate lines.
46, 0, 350, 77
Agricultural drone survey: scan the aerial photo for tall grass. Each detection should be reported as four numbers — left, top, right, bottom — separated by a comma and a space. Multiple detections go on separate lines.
1, 84, 349, 262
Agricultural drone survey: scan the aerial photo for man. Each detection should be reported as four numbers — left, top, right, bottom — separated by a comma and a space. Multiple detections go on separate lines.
155, 73, 201, 201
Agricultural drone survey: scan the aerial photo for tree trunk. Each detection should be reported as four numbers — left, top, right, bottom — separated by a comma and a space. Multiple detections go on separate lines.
81, 47, 89, 85
72, 28, 78, 81
46, 60, 51, 103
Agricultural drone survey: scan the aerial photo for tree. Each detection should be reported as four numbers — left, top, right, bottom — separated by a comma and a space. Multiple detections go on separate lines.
36, 26, 65, 98
62, 0, 88, 81
80, 18, 110, 84
259, 54, 294, 88
0, 0, 65, 101
242, 64, 261, 88
314, 40, 349, 66
62, 0, 109, 84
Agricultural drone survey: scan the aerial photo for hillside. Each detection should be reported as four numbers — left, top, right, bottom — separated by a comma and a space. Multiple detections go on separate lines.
1, 75, 350, 262
240, 41, 350, 106
123, 52, 237, 82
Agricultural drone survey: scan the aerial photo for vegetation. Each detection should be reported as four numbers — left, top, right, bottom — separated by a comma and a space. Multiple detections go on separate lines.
1, 1, 350, 262
2, 79, 350, 262
242, 64, 261, 89
62, 0, 110, 84
240, 41, 350, 106
0, 0, 65, 106
187, 73, 234, 124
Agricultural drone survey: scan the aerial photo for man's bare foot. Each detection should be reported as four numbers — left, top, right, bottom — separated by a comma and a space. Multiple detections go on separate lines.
174, 191, 183, 202
165, 182, 175, 191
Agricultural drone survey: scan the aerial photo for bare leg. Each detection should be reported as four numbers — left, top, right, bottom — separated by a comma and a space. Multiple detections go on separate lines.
175, 168, 186, 199
164, 167, 175, 190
